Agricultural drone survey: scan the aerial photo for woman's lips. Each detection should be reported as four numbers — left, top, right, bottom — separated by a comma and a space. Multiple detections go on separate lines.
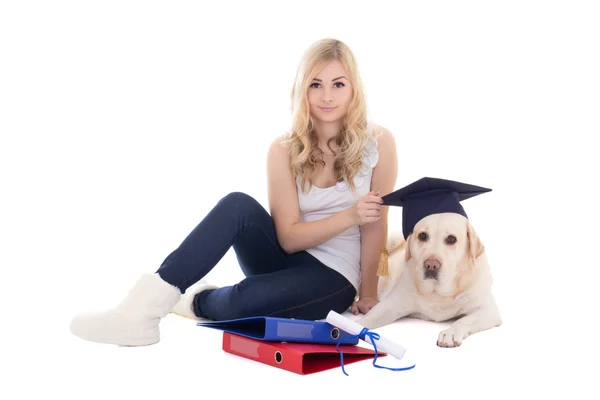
319, 106, 337, 112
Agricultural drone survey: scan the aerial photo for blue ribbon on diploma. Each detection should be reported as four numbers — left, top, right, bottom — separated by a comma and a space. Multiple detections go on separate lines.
335, 327, 416, 376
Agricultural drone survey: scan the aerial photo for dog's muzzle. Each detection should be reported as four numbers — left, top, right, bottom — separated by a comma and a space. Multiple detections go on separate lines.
423, 258, 441, 280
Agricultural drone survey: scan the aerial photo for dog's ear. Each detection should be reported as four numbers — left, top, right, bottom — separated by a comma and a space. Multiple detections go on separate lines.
466, 220, 485, 261
404, 233, 412, 262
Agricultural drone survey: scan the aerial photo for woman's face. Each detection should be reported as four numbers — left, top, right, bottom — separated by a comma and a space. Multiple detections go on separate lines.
307, 60, 353, 124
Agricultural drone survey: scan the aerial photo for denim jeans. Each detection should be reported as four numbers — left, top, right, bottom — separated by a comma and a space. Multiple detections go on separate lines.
155, 192, 357, 321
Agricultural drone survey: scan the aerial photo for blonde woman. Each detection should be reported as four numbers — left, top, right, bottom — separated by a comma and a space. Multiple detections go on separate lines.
70, 38, 399, 346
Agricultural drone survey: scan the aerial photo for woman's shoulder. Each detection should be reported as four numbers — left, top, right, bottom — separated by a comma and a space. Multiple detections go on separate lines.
368, 122, 394, 142
364, 122, 396, 154
267, 134, 293, 171
366, 123, 397, 177
268, 133, 291, 154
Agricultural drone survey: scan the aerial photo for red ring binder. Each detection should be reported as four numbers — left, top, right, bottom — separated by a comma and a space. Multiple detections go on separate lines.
222, 332, 385, 375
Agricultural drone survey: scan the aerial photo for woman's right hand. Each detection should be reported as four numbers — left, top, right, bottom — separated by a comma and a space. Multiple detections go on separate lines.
348, 191, 383, 225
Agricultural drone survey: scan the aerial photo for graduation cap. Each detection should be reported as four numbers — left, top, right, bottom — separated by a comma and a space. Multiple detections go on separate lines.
382, 177, 492, 240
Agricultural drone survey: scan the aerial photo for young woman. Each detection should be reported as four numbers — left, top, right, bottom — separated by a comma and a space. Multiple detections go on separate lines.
70, 38, 398, 346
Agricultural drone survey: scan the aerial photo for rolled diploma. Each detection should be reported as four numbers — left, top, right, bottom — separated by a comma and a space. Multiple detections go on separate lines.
326, 310, 407, 360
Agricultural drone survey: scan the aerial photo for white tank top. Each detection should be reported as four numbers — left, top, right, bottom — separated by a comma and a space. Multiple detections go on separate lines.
296, 121, 381, 292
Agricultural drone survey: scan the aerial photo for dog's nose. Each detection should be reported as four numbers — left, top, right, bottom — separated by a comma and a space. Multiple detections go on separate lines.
423, 259, 441, 280
424, 259, 441, 271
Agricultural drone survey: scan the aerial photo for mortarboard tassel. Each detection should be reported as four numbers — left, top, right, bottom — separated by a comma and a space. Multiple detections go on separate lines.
376, 240, 406, 277
377, 248, 389, 277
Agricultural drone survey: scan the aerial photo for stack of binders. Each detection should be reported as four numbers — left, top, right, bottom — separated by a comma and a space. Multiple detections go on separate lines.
196, 316, 386, 375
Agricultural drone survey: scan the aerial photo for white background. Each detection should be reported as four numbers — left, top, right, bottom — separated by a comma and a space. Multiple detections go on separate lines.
1, 1, 598, 399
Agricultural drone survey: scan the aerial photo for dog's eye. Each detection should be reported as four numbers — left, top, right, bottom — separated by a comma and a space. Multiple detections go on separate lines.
445, 235, 457, 245
418, 232, 428, 241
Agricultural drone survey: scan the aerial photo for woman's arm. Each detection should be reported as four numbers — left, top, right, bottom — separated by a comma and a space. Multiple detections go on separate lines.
266, 137, 356, 254
358, 127, 398, 299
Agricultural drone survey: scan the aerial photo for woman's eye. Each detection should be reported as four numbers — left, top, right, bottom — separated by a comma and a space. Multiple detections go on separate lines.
445, 235, 457, 245
309, 82, 344, 89
417, 232, 428, 241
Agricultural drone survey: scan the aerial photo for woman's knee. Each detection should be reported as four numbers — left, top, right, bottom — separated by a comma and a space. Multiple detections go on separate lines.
216, 191, 269, 221
217, 192, 259, 211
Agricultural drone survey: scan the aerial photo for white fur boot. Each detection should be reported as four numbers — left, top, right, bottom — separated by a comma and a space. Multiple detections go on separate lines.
70, 273, 181, 346
170, 279, 219, 321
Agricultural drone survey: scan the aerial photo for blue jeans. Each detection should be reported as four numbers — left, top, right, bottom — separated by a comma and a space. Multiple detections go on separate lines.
155, 192, 357, 321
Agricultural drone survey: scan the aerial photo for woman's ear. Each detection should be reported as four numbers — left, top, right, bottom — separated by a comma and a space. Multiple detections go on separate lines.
466, 220, 485, 261
404, 233, 412, 262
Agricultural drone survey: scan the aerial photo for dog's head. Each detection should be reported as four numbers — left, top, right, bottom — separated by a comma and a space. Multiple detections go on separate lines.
404, 212, 485, 296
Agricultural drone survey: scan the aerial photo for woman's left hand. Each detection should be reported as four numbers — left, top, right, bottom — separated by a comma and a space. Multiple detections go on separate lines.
351, 296, 378, 315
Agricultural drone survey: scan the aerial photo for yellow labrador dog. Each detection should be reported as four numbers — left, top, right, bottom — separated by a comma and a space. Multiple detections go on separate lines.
356, 212, 502, 347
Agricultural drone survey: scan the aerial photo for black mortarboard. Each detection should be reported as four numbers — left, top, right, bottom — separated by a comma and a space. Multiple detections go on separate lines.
382, 177, 492, 240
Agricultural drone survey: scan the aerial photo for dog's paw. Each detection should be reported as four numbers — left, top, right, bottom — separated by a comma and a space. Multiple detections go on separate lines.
437, 326, 470, 348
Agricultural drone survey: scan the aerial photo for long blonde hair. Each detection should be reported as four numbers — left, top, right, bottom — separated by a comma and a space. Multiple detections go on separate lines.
282, 38, 372, 193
